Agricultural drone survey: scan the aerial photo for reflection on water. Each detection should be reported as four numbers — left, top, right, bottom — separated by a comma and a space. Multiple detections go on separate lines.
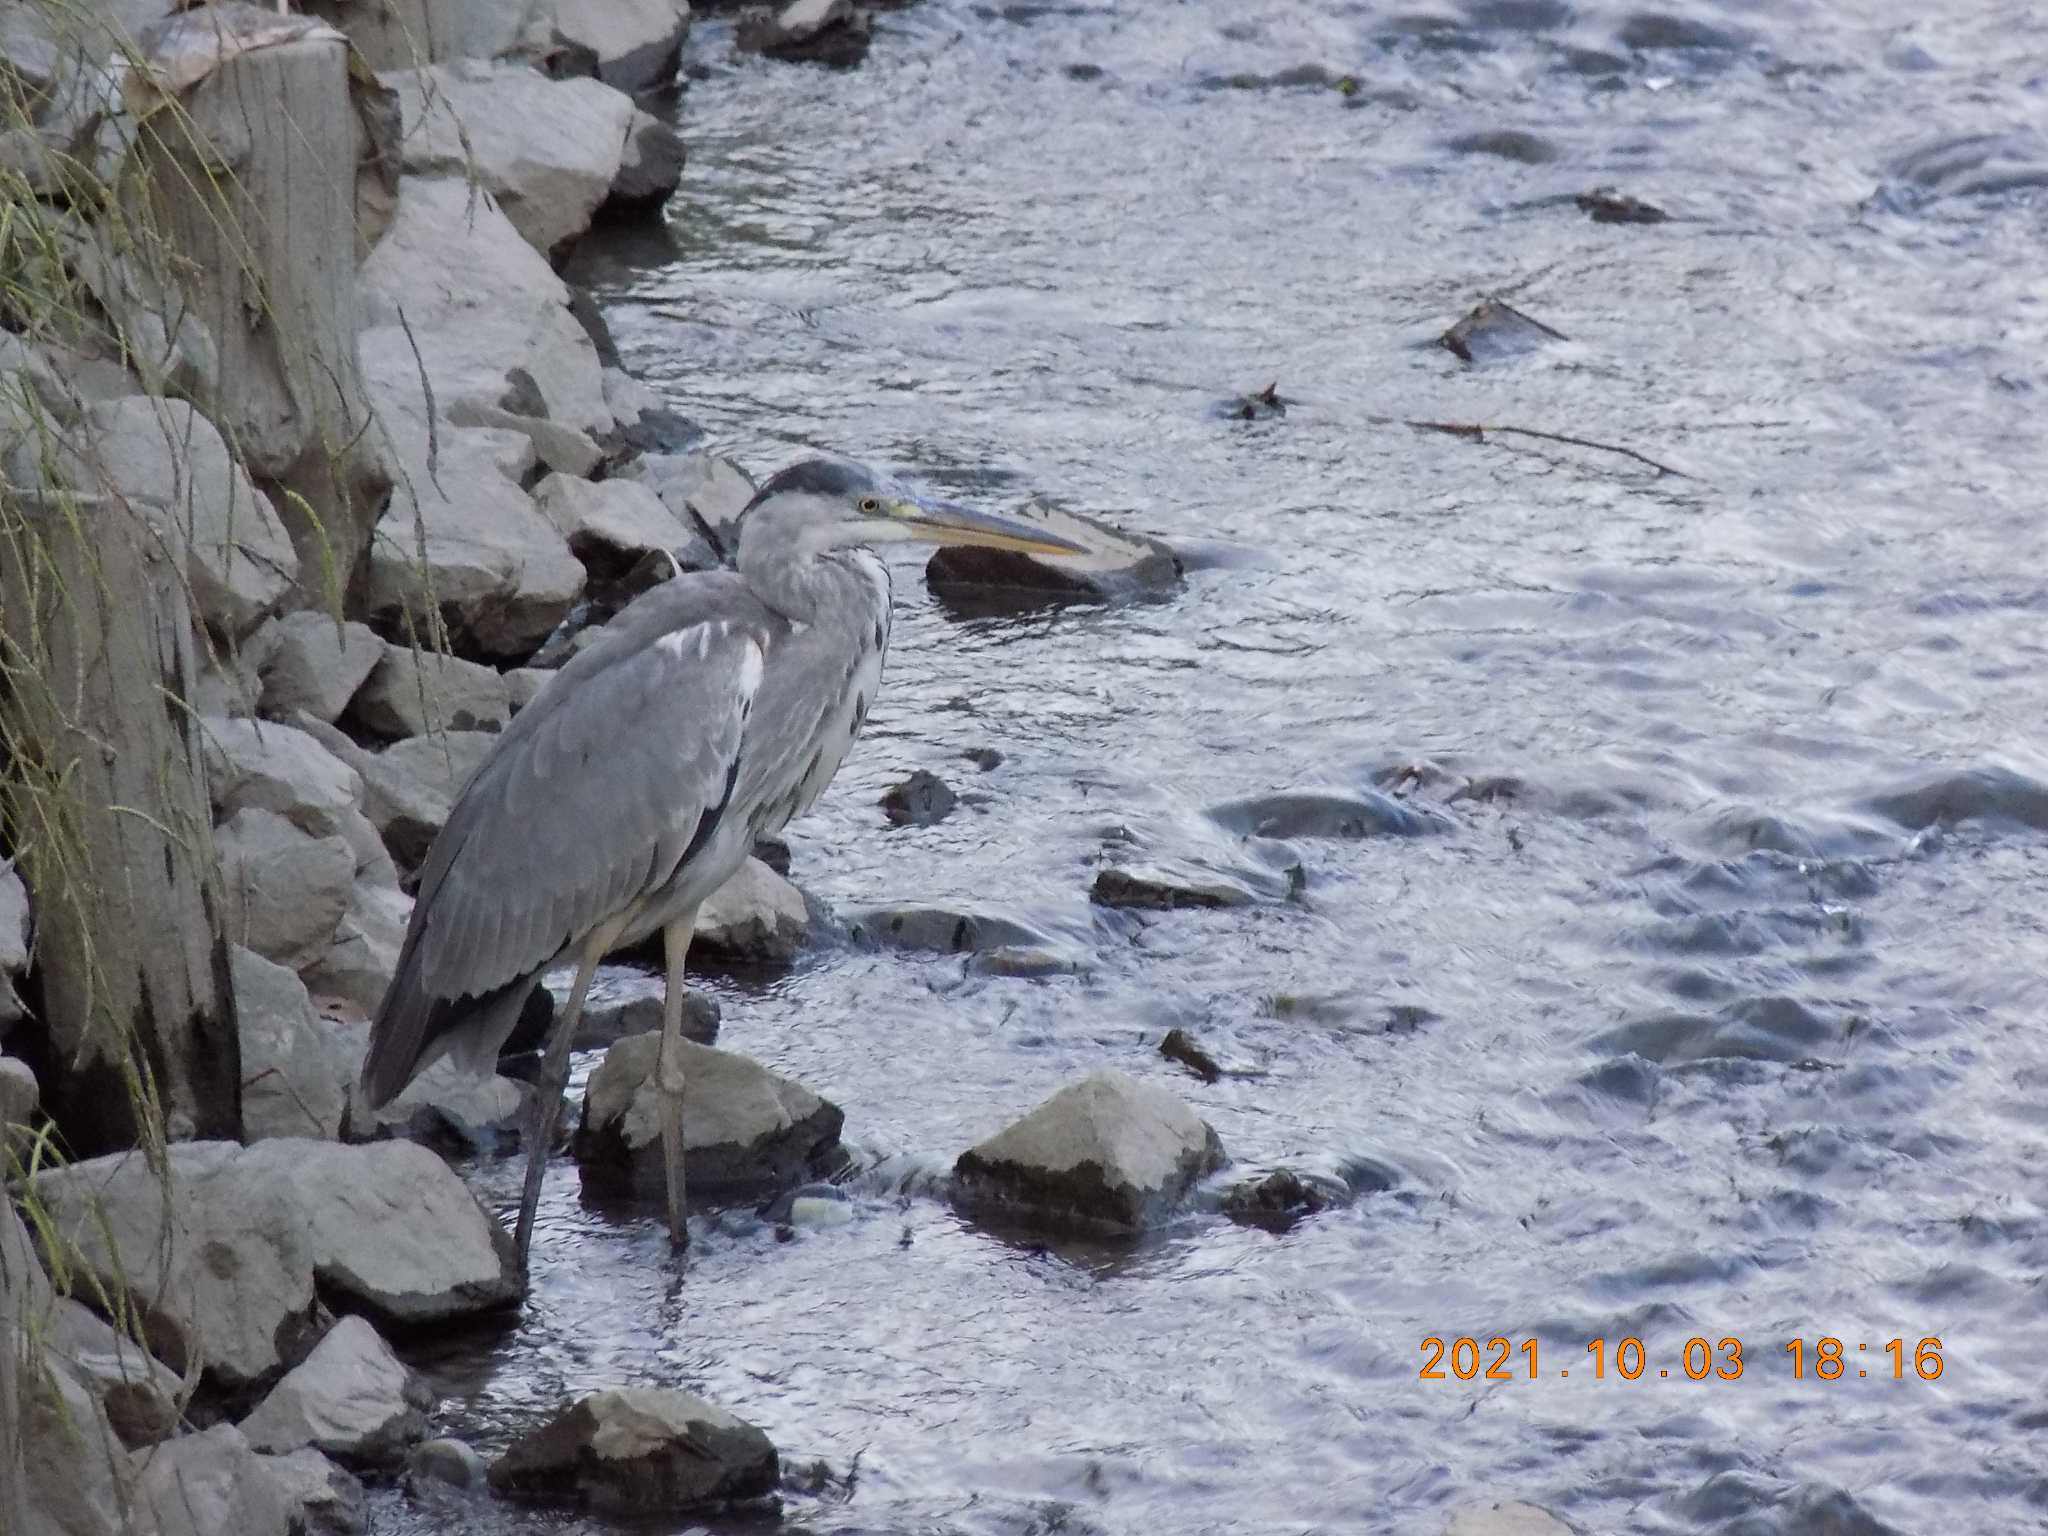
382, 2, 2048, 1531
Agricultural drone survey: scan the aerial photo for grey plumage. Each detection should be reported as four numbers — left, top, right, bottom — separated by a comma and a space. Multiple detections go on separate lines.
358, 456, 1085, 1268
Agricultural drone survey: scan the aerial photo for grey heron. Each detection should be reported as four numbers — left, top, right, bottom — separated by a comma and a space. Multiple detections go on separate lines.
357, 459, 1085, 1268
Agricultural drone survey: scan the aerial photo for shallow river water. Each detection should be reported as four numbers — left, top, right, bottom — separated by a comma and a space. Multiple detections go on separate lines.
383, 3, 2048, 1532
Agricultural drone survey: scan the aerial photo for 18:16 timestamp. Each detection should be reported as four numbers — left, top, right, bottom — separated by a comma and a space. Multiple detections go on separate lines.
1419, 1336, 1945, 1382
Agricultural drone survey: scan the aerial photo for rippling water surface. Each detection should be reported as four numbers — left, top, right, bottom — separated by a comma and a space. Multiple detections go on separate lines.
385, 3, 2048, 1531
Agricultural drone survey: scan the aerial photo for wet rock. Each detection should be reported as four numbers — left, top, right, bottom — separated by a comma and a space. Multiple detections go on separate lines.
953, 1068, 1226, 1232
962, 745, 1003, 771
1221, 1168, 1347, 1233
1576, 186, 1668, 224
881, 768, 958, 826
1159, 1027, 1221, 1084
1218, 380, 1287, 420
693, 856, 811, 962
407, 1435, 491, 1494
259, 612, 385, 724
1199, 63, 1341, 91
128, 1424, 293, 1536
761, 1180, 853, 1230
1440, 298, 1567, 363
44, 1295, 186, 1447
237, 944, 351, 1141
751, 833, 792, 874
0, 863, 28, 1024
356, 731, 500, 870
571, 989, 720, 1051
490, 1387, 778, 1515
1446, 128, 1558, 164
556, 0, 692, 91
346, 643, 512, 741
609, 109, 687, 211
301, 882, 411, 1018
216, 808, 356, 971
575, 1034, 846, 1200
1615, 12, 1751, 51
626, 449, 756, 561
736, 0, 872, 69
381, 63, 637, 256
1593, 995, 1843, 1067
1879, 130, 2048, 208
54, 397, 298, 639
1443, 1501, 1573, 1536
1208, 788, 1452, 839
348, 1064, 535, 1156
203, 715, 366, 841
1091, 864, 1259, 910
846, 903, 1047, 954
605, 373, 705, 458
971, 945, 1078, 978
31, 1139, 519, 1394
241, 1315, 434, 1468
534, 471, 702, 578
1861, 760, 2048, 834
261, 1447, 369, 1536
926, 502, 1181, 605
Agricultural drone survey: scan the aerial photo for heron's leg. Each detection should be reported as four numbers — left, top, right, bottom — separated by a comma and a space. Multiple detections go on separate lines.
658, 911, 698, 1250
513, 936, 605, 1272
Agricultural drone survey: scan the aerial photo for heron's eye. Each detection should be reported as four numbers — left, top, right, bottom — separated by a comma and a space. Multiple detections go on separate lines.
858, 496, 881, 515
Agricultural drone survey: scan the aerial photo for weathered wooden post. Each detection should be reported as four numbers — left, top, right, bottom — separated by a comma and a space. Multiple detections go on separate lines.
0, 485, 242, 1152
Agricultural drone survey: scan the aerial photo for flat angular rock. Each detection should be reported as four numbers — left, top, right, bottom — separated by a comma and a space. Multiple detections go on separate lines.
626, 449, 755, 561
44, 1295, 186, 1447
241, 1315, 434, 1468
236, 944, 350, 1141
21, 1350, 126, 1536
880, 768, 957, 826
610, 108, 686, 210
301, 883, 411, 1019
953, 1069, 1226, 1232
216, 807, 356, 970
32, 1139, 519, 1394
55, 397, 298, 639
259, 1447, 369, 1536
563, 988, 719, 1051
694, 857, 811, 962
556, 0, 692, 91
357, 731, 501, 869
381, 63, 638, 256
490, 1388, 778, 1515
347, 643, 512, 740
736, 0, 871, 68
128, 1424, 292, 1536
575, 1034, 845, 1200
926, 503, 1180, 605
348, 1063, 535, 1155
534, 471, 699, 574
202, 715, 365, 840
845, 903, 1048, 954
1439, 298, 1567, 363
1444, 1502, 1574, 1536
260, 612, 386, 723
1090, 864, 1260, 910
1220, 1168, 1348, 1233
1207, 788, 1451, 839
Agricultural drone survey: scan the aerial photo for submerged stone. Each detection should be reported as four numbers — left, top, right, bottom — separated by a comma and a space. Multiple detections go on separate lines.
490, 1388, 778, 1514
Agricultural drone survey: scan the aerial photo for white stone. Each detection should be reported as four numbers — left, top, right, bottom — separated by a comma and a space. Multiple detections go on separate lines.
128, 1424, 292, 1536
31, 1139, 520, 1393
534, 472, 697, 568
694, 857, 809, 961
241, 1315, 433, 1468
56, 397, 298, 638
379, 63, 637, 256
215, 807, 356, 971
557, 0, 690, 91
203, 715, 365, 839
953, 1069, 1226, 1232
348, 642, 512, 739
259, 611, 386, 723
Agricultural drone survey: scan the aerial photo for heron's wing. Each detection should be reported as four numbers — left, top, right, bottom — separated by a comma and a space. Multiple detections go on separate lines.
361, 579, 771, 1105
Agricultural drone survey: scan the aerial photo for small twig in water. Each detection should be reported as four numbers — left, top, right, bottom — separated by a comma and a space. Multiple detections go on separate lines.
1402, 417, 1693, 479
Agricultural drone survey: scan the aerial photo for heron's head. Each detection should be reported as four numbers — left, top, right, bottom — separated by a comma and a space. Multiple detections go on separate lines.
736, 458, 1087, 564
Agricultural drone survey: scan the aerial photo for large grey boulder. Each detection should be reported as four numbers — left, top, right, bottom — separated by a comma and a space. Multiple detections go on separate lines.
693, 857, 810, 962
0, 862, 27, 1024
259, 612, 385, 724
44, 1293, 187, 1448
202, 715, 365, 839
236, 945, 351, 1141
534, 471, 700, 574
557, 0, 692, 90
953, 1069, 1226, 1232
575, 1035, 844, 1200
300, 882, 411, 1019
31, 1139, 520, 1394
21, 1350, 126, 1536
347, 642, 512, 740
296, 0, 551, 71
380, 63, 637, 256
241, 1315, 433, 1468
128, 1424, 292, 1536
54, 397, 299, 638
610, 108, 686, 210
627, 450, 755, 560
490, 1388, 778, 1515
356, 731, 500, 869
259, 1446, 369, 1536
360, 175, 611, 438
216, 807, 356, 971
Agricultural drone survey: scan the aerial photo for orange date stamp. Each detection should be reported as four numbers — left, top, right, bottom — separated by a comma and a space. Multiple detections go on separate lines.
1419, 1335, 1945, 1383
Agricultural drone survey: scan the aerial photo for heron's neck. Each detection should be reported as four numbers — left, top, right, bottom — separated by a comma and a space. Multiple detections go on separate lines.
740, 542, 879, 629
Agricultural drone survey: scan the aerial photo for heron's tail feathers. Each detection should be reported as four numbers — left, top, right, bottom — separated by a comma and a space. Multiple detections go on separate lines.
359, 948, 543, 1109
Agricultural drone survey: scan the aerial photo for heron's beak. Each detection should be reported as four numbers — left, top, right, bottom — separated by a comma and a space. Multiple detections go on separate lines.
887, 497, 1089, 557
